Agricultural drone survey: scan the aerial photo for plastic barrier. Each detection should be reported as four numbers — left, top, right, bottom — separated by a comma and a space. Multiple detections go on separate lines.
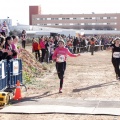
8, 59, 22, 88
0, 60, 8, 91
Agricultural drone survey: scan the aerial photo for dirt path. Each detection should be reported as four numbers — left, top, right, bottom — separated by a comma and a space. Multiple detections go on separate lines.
1, 50, 120, 120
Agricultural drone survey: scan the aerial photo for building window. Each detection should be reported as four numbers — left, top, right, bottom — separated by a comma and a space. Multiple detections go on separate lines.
55, 24, 58, 25
84, 17, 92, 19
70, 23, 74, 25
81, 23, 84, 25
59, 23, 62, 25
103, 23, 107, 25
70, 18, 73, 20
36, 18, 40, 20
96, 17, 100, 19
59, 18, 62, 20
73, 18, 77, 20
92, 23, 96, 25
103, 17, 107, 19
111, 17, 117, 19
85, 23, 88, 25
47, 24, 51, 25
107, 17, 110, 19
40, 18, 43, 20
87, 23, 91, 25
92, 17, 96, 19
110, 23, 117, 25
47, 18, 51, 20
81, 17, 84, 20
62, 18, 65, 20
66, 18, 70, 20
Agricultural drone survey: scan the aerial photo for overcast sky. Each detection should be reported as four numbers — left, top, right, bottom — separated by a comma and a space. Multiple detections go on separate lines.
1, 0, 120, 25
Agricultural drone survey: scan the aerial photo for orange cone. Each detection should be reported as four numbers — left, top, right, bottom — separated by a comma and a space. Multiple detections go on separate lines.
14, 80, 22, 100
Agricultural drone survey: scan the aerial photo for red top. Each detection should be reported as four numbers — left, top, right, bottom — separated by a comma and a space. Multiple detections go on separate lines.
32, 42, 39, 50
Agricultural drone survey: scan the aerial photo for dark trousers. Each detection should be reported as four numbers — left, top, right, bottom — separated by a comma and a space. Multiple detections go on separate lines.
73, 46, 76, 53
35, 50, 40, 61
41, 49, 46, 62
22, 40, 26, 49
112, 58, 120, 77
56, 62, 66, 89
90, 46, 94, 55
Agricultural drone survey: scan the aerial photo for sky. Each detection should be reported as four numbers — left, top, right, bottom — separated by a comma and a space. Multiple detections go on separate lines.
1, 0, 120, 25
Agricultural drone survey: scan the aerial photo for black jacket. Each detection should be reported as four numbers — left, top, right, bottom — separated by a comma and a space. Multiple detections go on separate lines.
0, 51, 8, 61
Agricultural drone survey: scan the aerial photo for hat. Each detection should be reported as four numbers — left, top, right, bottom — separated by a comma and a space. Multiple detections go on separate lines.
112, 37, 120, 44
113, 37, 120, 42
58, 39, 65, 45
114, 37, 120, 41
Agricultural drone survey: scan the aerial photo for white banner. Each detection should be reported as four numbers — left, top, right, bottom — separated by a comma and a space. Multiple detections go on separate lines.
2, 62, 5, 79
13, 61, 19, 75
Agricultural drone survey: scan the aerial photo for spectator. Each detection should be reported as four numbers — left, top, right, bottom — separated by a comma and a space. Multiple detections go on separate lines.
40, 36, 46, 63
11, 36, 20, 58
32, 38, 41, 61
21, 30, 27, 49
4, 36, 17, 60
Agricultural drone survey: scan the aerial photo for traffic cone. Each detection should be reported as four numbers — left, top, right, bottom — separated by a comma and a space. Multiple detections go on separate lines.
14, 80, 22, 100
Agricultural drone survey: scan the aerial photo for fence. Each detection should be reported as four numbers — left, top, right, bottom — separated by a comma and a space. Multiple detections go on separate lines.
0, 59, 22, 91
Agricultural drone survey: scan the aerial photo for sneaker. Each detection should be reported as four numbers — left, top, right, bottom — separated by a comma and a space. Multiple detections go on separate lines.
59, 88, 62, 93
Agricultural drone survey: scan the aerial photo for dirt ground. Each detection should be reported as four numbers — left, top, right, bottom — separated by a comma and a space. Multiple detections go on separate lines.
1, 49, 120, 120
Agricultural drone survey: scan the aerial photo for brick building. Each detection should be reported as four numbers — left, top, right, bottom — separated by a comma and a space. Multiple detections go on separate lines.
29, 6, 120, 30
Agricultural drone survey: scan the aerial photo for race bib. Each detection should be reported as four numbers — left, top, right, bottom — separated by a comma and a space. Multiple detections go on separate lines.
113, 52, 120, 58
57, 55, 65, 62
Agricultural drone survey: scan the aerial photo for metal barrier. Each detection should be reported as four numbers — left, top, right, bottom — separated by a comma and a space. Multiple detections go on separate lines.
0, 59, 23, 91
0, 60, 8, 91
8, 59, 22, 88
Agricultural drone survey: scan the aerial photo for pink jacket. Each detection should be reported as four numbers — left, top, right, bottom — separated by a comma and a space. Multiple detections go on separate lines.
52, 47, 77, 62
40, 40, 45, 49
11, 44, 18, 58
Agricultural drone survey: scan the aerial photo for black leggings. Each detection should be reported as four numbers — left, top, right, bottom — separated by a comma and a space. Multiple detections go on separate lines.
22, 40, 26, 49
41, 49, 46, 62
56, 62, 66, 89
35, 50, 40, 60
112, 58, 120, 77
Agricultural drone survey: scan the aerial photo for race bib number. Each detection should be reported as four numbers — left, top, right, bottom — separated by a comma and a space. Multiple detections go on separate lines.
113, 52, 120, 58
57, 55, 65, 62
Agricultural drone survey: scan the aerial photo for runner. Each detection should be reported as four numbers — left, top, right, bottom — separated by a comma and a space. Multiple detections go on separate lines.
52, 39, 80, 93
110, 37, 120, 80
